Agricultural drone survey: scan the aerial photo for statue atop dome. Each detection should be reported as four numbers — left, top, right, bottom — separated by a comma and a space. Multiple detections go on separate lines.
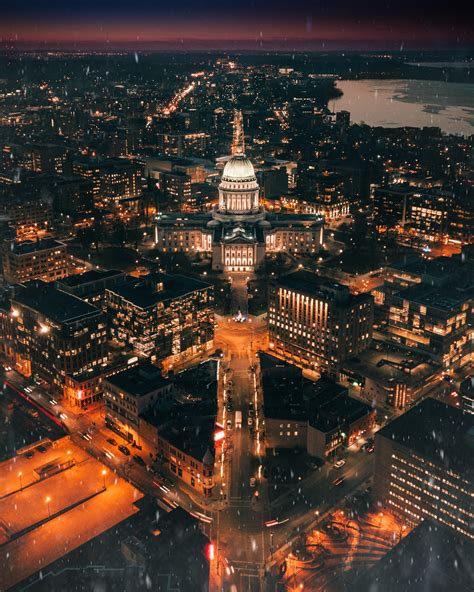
231, 109, 245, 156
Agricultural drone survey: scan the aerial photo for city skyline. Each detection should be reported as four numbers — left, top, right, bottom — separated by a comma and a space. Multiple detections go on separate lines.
0, 30, 472, 592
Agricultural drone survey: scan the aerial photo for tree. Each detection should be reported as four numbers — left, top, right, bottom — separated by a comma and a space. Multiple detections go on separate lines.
352, 212, 368, 247
110, 221, 127, 247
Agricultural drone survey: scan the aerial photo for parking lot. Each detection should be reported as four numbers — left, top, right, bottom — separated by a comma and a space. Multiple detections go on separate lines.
0, 436, 143, 591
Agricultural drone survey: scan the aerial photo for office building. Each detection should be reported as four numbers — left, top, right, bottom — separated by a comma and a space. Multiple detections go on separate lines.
339, 341, 439, 410
387, 281, 472, 370
104, 362, 174, 444
0, 281, 108, 400
299, 170, 350, 220
260, 353, 375, 459
56, 269, 127, 309
0, 191, 53, 237
2, 238, 69, 284
106, 272, 214, 366
373, 398, 474, 540
160, 170, 193, 209
268, 270, 373, 376
73, 157, 142, 206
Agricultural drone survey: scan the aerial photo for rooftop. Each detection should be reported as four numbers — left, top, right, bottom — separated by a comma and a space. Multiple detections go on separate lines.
260, 353, 373, 431
274, 270, 371, 306
57, 269, 125, 288
394, 281, 473, 311
8, 238, 65, 256
353, 520, 474, 592
106, 272, 212, 309
105, 362, 171, 397
377, 397, 474, 478
13, 281, 102, 325
340, 341, 437, 388
159, 415, 215, 465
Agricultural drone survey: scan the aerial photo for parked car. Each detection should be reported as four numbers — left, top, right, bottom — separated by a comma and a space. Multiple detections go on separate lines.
333, 477, 345, 487
249, 477, 256, 488
133, 454, 145, 465
334, 459, 346, 469
107, 438, 118, 446
118, 445, 130, 456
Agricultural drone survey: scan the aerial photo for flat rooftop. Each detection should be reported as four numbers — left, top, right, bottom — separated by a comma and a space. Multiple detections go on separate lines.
13, 281, 102, 324
394, 281, 474, 310
57, 269, 124, 288
105, 362, 171, 396
341, 341, 437, 388
107, 272, 212, 309
158, 415, 215, 464
8, 238, 65, 255
0, 437, 143, 591
377, 397, 474, 478
274, 270, 371, 306
14, 499, 209, 592
353, 520, 474, 592
260, 352, 373, 431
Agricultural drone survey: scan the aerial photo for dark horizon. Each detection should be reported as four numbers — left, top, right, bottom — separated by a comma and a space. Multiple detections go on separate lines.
1, 39, 474, 53
1, 0, 472, 50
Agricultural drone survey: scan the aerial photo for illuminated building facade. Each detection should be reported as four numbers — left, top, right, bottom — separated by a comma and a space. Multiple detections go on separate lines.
2, 238, 69, 284
73, 157, 142, 206
156, 131, 209, 158
387, 282, 472, 370
156, 418, 215, 497
106, 272, 214, 366
373, 398, 474, 540
103, 362, 174, 444
155, 113, 324, 272
268, 270, 373, 376
0, 192, 53, 237
300, 170, 350, 220
0, 281, 108, 400
260, 353, 376, 459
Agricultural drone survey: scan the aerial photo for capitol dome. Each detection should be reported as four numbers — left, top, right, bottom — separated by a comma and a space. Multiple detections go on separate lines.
222, 155, 256, 182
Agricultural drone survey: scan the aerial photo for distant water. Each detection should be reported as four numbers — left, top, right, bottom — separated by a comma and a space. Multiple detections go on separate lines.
333, 79, 474, 136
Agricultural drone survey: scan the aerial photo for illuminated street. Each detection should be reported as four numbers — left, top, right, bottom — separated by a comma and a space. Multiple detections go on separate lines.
0, 21, 472, 592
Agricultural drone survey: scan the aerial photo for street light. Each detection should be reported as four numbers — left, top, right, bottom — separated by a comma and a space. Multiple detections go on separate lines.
46, 496, 51, 517
18, 471, 23, 490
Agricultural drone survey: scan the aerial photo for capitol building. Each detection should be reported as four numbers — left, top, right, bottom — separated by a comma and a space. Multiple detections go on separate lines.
154, 114, 324, 273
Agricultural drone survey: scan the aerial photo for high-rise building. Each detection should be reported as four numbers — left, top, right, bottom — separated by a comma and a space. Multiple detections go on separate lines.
387, 280, 472, 370
0, 281, 108, 397
268, 270, 373, 376
73, 157, 142, 206
373, 398, 474, 540
106, 273, 215, 366
301, 170, 350, 220
161, 170, 193, 209
2, 238, 69, 284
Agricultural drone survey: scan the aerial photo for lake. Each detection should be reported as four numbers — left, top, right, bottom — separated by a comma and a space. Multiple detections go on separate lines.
333, 79, 474, 136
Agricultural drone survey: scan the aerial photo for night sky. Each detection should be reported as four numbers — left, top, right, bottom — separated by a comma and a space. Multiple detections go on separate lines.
1, 0, 472, 48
